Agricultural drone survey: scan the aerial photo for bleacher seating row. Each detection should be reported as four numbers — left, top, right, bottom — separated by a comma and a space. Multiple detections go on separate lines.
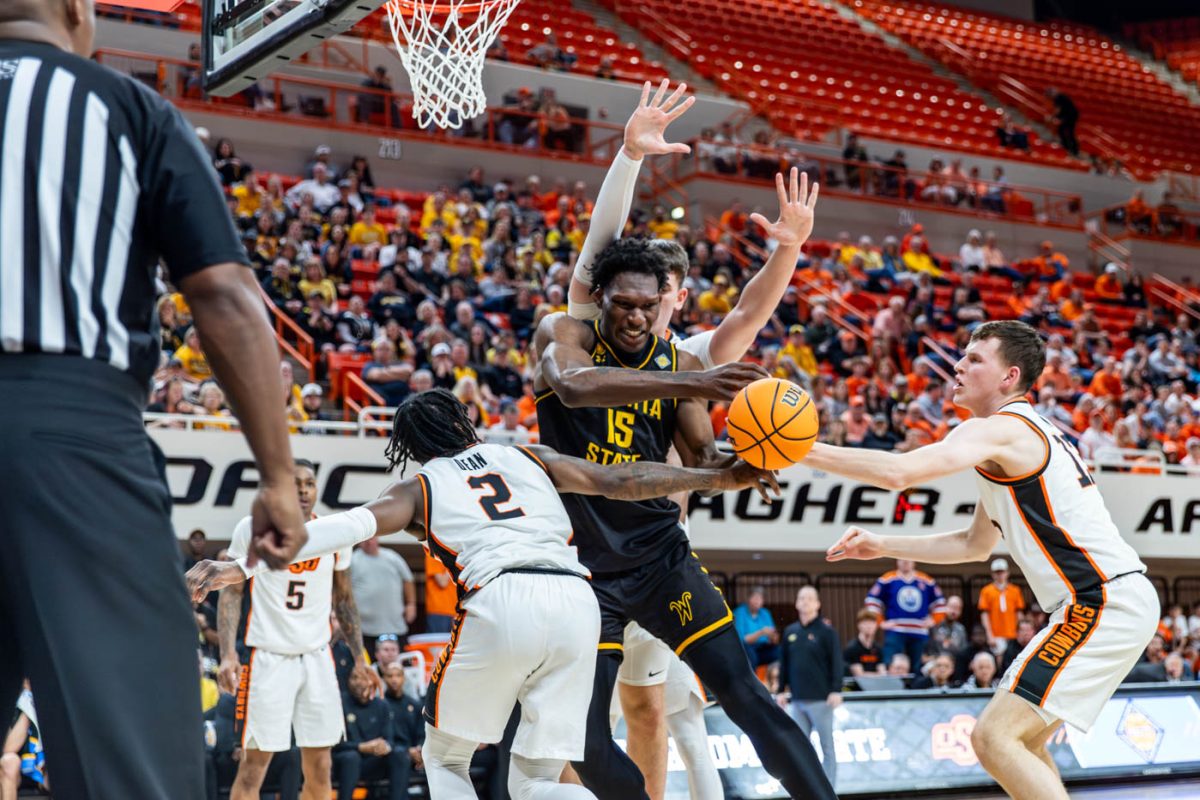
855, 0, 1200, 178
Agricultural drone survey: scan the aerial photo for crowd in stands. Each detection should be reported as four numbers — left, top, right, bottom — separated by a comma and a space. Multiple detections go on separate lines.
1107, 189, 1198, 241
146, 132, 1200, 475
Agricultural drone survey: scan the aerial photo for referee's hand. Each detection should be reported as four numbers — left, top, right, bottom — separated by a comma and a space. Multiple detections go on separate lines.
246, 482, 309, 570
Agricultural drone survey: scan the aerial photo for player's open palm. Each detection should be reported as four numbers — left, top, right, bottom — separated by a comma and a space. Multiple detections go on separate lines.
248, 482, 308, 570
749, 167, 820, 248
624, 79, 695, 159
826, 526, 884, 562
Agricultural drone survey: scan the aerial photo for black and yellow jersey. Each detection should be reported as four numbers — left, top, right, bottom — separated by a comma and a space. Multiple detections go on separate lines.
536, 320, 686, 573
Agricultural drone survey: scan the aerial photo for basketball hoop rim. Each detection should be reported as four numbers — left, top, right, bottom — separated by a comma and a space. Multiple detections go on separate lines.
384, 0, 504, 17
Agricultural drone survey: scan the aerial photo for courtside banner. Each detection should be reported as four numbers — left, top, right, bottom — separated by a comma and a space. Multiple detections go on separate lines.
642, 684, 1200, 798
148, 430, 1200, 556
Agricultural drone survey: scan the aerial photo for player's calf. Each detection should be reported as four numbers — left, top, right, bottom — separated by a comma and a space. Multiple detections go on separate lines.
299, 747, 332, 800
619, 683, 668, 800
971, 693, 1068, 800
229, 748, 273, 800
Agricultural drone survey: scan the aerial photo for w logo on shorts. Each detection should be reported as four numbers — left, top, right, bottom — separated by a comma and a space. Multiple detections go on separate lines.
669, 592, 693, 626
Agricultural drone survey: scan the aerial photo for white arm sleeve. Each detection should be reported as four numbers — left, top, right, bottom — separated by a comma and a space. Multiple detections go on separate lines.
569, 148, 642, 321
238, 507, 378, 578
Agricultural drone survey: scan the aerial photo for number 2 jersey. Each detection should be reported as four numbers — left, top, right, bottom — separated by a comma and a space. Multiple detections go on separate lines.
973, 401, 1145, 613
416, 442, 588, 596
227, 516, 352, 655
536, 322, 687, 573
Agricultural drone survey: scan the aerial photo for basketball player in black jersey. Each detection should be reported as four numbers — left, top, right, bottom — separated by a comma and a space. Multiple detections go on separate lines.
533, 240, 837, 800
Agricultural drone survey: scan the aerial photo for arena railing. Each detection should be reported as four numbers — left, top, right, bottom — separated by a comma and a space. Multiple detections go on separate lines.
92, 49, 627, 164
256, 286, 316, 382
677, 139, 1085, 229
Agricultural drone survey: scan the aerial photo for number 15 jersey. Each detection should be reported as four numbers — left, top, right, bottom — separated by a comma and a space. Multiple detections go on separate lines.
416, 443, 588, 598
974, 401, 1145, 613
227, 516, 352, 656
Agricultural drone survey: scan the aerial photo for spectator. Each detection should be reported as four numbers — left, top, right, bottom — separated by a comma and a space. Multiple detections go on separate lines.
860, 413, 900, 450
886, 652, 911, 679
1182, 437, 1200, 469
1078, 411, 1116, 460
777, 586, 841, 787
959, 229, 986, 271
336, 295, 375, 352
351, 536, 417, 652
372, 634, 402, 676
1141, 633, 1167, 666
182, 528, 209, 572
733, 586, 780, 670
424, 552, 458, 633
1157, 192, 1183, 237
1000, 618, 1038, 674
842, 132, 869, 190
911, 650, 958, 691
844, 609, 885, 677
333, 669, 408, 800
212, 138, 252, 187
962, 651, 998, 689
1047, 87, 1080, 156
926, 595, 968, 655
286, 163, 341, 213
1164, 652, 1194, 683
865, 560, 947, 667
841, 396, 870, 444
977, 558, 1025, 654
594, 54, 617, 80
298, 291, 338, 353
995, 113, 1030, 150
487, 399, 530, 442
525, 32, 576, 71
174, 326, 212, 382
362, 339, 414, 407
380, 663, 425, 787
192, 382, 234, 431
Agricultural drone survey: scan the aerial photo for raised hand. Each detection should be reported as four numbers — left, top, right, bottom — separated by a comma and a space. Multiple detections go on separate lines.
623, 79, 696, 160
749, 167, 820, 248
826, 526, 885, 562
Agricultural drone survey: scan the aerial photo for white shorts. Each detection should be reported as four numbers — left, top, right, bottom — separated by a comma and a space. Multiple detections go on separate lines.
998, 572, 1160, 732
238, 644, 344, 752
426, 572, 600, 760
614, 622, 705, 720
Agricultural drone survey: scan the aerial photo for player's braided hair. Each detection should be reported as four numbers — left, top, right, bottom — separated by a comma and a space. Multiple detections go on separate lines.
384, 389, 481, 474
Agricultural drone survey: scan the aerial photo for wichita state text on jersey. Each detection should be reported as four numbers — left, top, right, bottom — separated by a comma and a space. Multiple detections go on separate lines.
537, 321, 687, 573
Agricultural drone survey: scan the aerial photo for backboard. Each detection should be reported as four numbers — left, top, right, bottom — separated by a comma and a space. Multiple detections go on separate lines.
201, 0, 384, 96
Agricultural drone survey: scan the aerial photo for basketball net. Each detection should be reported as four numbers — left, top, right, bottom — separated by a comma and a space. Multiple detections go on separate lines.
383, 0, 520, 130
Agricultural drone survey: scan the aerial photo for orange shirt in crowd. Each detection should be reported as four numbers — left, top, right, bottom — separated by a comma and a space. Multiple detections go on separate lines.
1005, 295, 1027, 318
1088, 369, 1123, 399
1094, 274, 1122, 300
710, 403, 729, 439
1059, 298, 1084, 322
720, 209, 747, 231
1038, 364, 1072, 395
424, 553, 458, 618
978, 582, 1025, 640
846, 375, 869, 397
905, 372, 929, 397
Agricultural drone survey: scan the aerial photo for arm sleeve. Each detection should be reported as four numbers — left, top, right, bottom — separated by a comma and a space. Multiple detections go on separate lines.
568, 149, 642, 320
141, 101, 250, 279
238, 508, 378, 577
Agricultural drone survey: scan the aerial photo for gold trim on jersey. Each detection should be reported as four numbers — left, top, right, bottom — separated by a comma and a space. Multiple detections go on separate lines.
674, 607, 733, 656
591, 320, 659, 370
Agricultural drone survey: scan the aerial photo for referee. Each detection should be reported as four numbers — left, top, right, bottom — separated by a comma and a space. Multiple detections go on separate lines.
0, 2, 309, 799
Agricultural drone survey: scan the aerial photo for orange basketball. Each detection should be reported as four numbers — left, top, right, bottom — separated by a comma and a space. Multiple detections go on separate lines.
725, 378, 819, 470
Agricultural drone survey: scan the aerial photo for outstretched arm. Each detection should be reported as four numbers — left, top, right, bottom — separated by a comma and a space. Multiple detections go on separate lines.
534, 313, 766, 406
521, 444, 778, 502
708, 169, 819, 365
570, 79, 695, 315
827, 501, 1000, 565
803, 416, 1020, 490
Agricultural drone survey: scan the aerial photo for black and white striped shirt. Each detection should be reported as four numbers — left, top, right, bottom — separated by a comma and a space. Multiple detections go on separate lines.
0, 40, 248, 388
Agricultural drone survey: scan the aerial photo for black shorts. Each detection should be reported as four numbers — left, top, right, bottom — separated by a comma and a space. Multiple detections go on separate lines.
591, 541, 732, 658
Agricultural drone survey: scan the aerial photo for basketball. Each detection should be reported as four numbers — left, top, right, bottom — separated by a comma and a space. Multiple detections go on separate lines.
725, 378, 819, 470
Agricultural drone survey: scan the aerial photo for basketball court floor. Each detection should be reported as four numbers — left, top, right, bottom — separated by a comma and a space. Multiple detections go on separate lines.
946, 781, 1200, 799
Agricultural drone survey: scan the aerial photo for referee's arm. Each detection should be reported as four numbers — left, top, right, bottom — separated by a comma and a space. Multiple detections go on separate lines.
145, 100, 307, 568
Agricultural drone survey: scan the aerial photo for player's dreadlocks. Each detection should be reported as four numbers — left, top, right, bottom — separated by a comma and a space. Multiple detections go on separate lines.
384, 388, 481, 474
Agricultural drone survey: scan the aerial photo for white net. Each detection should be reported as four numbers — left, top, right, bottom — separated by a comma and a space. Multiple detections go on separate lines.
384, 0, 520, 130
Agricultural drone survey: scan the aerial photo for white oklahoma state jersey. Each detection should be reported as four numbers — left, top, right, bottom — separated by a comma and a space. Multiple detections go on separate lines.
416, 443, 587, 593
973, 401, 1145, 612
227, 516, 352, 655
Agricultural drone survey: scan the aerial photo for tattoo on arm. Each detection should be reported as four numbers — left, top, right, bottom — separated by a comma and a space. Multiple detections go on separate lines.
606, 461, 724, 501
333, 571, 366, 663
217, 583, 244, 662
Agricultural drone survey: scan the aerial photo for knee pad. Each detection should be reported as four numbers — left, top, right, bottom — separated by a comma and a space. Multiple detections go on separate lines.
422, 725, 477, 771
